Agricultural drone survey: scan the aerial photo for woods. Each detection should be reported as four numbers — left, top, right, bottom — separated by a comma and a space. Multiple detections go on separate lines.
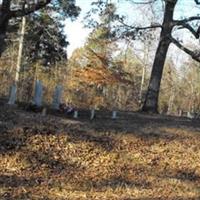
1, 1, 200, 199
0, 0, 200, 114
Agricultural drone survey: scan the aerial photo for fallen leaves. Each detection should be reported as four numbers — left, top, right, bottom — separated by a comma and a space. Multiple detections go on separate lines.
0, 107, 200, 199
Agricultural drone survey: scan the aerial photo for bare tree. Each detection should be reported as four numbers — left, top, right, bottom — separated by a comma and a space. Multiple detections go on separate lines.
142, 0, 200, 113
119, 0, 200, 113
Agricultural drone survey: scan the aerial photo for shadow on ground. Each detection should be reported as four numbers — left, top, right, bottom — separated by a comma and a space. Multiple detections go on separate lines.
0, 104, 200, 199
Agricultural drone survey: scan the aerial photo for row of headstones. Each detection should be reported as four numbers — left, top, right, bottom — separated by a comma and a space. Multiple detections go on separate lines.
8, 80, 62, 109
180, 110, 199, 119
8, 80, 118, 119
73, 109, 118, 120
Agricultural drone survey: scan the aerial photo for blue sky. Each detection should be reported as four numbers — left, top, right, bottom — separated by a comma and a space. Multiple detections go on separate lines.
64, 0, 200, 57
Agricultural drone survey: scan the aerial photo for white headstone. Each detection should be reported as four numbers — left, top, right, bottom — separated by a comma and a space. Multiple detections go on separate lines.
73, 110, 78, 119
112, 111, 117, 119
33, 80, 43, 106
90, 109, 95, 120
8, 84, 17, 105
187, 111, 194, 119
52, 85, 62, 109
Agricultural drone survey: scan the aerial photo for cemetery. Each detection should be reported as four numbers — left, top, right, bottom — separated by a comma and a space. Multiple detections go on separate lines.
0, 0, 200, 199
1, 98, 200, 199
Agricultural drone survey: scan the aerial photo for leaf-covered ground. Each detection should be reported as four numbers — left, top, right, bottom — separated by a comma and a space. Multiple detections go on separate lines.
0, 105, 200, 199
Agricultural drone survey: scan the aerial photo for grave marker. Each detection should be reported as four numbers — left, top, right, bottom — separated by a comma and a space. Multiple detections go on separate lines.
33, 80, 43, 107
90, 109, 95, 120
8, 84, 17, 105
112, 111, 117, 119
52, 85, 62, 109
73, 110, 78, 119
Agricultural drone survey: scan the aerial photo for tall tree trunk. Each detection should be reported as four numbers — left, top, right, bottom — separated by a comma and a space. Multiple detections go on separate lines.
15, 17, 26, 83
142, 37, 170, 113
16, 17, 26, 102
0, 1, 11, 57
0, 17, 9, 57
8, 17, 26, 105
142, 0, 177, 113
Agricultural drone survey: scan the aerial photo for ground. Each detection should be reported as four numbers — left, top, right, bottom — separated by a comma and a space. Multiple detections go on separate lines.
0, 104, 200, 200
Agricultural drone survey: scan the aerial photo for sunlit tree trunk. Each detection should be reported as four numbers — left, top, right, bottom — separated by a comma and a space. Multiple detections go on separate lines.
15, 17, 26, 83
8, 17, 26, 104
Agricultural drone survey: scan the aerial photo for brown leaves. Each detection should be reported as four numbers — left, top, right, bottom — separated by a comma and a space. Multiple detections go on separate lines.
1, 108, 200, 199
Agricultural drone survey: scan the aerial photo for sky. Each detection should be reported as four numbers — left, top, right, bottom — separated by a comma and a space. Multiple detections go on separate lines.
64, 0, 138, 56
64, 0, 93, 56
64, 0, 200, 57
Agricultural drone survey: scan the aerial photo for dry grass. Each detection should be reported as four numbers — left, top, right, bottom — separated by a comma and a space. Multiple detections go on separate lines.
0, 106, 200, 199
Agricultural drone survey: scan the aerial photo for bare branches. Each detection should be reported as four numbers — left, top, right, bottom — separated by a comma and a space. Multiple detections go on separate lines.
174, 16, 200, 25
86, 47, 108, 68
170, 36, 200, 62
135, 24, 162, 30
172, 16, 200, 39
10, 0, 51, 18
177, 23, 200, 39
194, 0, 200, 4
118, 19, 162, 31
127, 0, 158, 4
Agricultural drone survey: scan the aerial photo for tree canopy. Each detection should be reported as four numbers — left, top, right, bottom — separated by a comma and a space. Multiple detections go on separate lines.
0, 0, 80, 56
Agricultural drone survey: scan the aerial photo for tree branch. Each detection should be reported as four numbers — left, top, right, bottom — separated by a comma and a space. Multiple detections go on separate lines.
118, 19, 162, 31
194, 0, 200, 4
174, 16, 200, 25
170, 36, 200, 62
86, 47, 108, 67
177, 23, 199, 39
10, 0, 51, 18
173, 15, 200, 39
128, 0, 158, 4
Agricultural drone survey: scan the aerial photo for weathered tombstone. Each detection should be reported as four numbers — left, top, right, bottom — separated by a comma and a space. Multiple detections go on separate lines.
8, 84, 17, 105
42, 107, 47, 116
33, 80, 43, 107
112, 111, 117, 119
90, 109, 95, 120
187, 111, 194, 119
52, 85, 62, 109
73, 110, 78, 119
178, 110, 182, 117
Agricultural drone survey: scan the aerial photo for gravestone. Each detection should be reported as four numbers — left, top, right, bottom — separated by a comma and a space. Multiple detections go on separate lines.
178, 110, 182, 116
73, 110, 78, 119
90, 109, 95, 120
33, 80, 43, 107
187, 111, 194, 119
52, 85, 62, 109
111, 111, 117, 119
42, 107, 47, 116
8, 84, 17, 105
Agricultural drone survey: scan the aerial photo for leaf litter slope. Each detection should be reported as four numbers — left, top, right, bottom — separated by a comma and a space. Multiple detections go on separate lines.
0, 106, 200, 199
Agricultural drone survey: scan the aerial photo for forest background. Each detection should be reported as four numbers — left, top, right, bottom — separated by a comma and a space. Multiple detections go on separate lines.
0, 0, 200, 115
